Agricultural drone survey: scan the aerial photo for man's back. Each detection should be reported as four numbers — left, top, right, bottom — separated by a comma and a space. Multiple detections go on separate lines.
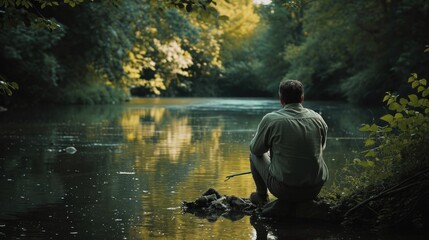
250, 103, 328, 187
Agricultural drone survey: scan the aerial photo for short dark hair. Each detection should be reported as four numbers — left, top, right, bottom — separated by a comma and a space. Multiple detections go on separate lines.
278, 80, 304, 104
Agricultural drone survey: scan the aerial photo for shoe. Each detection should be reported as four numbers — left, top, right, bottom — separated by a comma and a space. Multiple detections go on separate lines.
250, 192, 269, 207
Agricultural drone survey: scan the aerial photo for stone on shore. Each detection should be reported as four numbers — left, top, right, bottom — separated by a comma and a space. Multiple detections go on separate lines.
182, 188, 334, 222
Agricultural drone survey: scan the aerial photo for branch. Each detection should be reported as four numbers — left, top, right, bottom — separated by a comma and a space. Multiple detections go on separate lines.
224, 171, 252, 182
344, 168, 429, 216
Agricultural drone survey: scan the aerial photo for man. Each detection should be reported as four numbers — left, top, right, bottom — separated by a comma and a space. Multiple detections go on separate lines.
249, 79, 328, 206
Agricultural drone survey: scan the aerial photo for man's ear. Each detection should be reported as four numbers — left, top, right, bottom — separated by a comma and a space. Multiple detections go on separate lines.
300, 95, 304, 103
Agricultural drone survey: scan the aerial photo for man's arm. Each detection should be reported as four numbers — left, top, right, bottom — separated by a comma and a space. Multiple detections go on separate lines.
321, 119, 328, 150
250, 115, 271, 156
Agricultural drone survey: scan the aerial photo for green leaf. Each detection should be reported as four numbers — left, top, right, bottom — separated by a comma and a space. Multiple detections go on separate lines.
418, 98, 429, 107
423, 88, 429, 97
359, 124, 378, 132
388, 102, 401, 111
369, 124, 378, 132
382, 95, 390, 102
359, 124, 370, 132
380, 114, 394, 124
409, 94, 418, 102
394, 113, 403, 119
399, 98, 408, 105
420, 79, 427, 86
418, 86, 425, 93
364, 150, 377, 158
398, 121, 407, 131
412, 73, 418, 78
408, 76, 414, 83
365, 138, 376, 147
412, 81, 419, 88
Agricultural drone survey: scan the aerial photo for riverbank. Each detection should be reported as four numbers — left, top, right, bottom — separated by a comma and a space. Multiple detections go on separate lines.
331, 167, 429, 230
182, 165, 428, 231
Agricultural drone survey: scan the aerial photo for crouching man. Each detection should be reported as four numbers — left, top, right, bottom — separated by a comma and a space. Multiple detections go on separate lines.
249, 80, 328, 206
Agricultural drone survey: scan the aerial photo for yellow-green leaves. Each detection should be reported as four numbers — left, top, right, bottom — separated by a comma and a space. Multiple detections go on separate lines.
423, 88, 429, 97
1, 0, 84, 30
359, 123, 378, 132
0, 77, 19, 96
388, 101, 402, 111
15, 0, 32, 8
408, 94, 419, 107
365, 138, 376, 147
357, 68, 429, 174
399, 97, 408, 105
384, 74, 428, 111
408, 72, 429, 98
40, 1, 60, 9
0, 0, 82, 8
0, 0, 12, 7
380, 114, 394, 124
64, 0, 84, 7
353, 158, 375, 168
0, 0, 32, 8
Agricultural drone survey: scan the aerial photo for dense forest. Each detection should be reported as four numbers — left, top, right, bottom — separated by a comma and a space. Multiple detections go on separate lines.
1, 0, 428, 105
1, 0, 429, 232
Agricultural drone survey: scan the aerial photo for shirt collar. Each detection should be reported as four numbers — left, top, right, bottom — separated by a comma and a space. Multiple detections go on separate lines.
283, 103, 303, 109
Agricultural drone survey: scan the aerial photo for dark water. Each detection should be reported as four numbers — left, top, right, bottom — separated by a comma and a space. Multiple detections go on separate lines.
0, 98, 422, 239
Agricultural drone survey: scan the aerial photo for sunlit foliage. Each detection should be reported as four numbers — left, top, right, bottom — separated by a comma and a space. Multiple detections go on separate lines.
0, 0, 226, 103
355, 71, 429, 185
1, 0, 428, 103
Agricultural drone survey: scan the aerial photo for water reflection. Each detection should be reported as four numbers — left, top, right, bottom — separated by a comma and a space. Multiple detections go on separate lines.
1, 98, 410, 239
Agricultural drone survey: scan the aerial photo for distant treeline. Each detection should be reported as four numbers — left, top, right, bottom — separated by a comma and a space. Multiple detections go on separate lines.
224, 0, 429, 104
0, 0, 428, 105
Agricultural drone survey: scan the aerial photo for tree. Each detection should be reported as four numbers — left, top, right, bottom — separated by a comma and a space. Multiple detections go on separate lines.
284, 0, 429, 103
218, 0, 304, 97
0, 0, 224, 103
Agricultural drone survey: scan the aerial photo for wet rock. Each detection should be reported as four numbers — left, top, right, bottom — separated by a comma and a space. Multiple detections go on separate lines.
195, 194, 218, 207
183, 188, 335, 222
182, 188, 257, 222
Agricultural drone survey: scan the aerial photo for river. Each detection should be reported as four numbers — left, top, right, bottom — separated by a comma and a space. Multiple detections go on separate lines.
0, 98, 421, 239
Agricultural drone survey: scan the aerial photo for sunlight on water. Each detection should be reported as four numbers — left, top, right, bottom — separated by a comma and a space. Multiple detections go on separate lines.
1, 98, 407, 239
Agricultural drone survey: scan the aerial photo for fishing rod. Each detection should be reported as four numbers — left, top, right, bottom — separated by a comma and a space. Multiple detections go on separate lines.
224, 171, 252, 182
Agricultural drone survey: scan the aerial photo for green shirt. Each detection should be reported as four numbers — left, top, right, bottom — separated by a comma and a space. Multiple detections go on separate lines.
250, 103, 328, 186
